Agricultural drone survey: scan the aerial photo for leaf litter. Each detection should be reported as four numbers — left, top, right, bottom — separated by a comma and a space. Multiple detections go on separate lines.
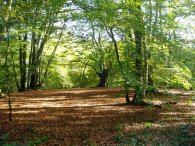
0, 87, 194, 145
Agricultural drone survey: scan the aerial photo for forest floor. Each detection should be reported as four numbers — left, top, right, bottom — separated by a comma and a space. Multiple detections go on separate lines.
0, 87, 195, 146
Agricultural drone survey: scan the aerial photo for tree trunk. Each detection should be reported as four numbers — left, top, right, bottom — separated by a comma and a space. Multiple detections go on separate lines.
19, 33, 27, 91
107, 27, 131, 103
143, 35, 148, 96
132, 30, 144, 104
27, 43, 33, 90
42, 28, 63, 86
28, 18, 54, 90
30, 33, 37, 90
124, 82, 131, 104
132, 2, 145, 104
30, 73, 37, 89
97, 69, 109, 87
148, 65, 154, 86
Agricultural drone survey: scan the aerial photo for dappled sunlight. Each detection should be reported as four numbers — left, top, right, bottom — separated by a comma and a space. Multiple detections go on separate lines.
160, 112, 195, 117
159, 89, 195, 96
10, 110, 40, 114
123, 121, 194, 141
178, 102, 195, 106
0, 88, 194, 145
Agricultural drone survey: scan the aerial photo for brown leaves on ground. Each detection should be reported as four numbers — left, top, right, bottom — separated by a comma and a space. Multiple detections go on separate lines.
0, 87, 194, 145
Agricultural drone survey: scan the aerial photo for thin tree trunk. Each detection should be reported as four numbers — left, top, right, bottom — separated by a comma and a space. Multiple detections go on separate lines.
143, 35, 148, 96
108, 27, 122, 68
27, 42, 33, 90
147, 0, 155, 88
5, 27, 12, 122
7, 86, 12, 122
9, 47, 20, 91
107, 27, 131, 104
42, 30, 63, 86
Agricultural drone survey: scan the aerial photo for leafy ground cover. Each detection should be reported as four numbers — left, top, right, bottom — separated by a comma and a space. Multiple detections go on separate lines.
0, 87, 194, 146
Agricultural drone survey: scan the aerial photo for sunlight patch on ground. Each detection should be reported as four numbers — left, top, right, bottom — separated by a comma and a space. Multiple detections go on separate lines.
13, 110, 40, 114
70, 120, 91, 125
6, 95, 125, 109
124, 122, 190, 133
177, 102, 195, 106
145, 100, 163, 105
20, 102, 65, 108
159, 89, 195, 95
160, 112, 195, 116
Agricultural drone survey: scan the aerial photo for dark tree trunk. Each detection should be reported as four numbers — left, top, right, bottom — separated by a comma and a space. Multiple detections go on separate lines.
97, 69, 109, 87
30, 73, 37, 89
30, 34, 37, 90
148, 65, 154, 86
19, 33, 27, 92
135, 31, 143, 81
125, 93, 131, 104
124, 82, 131, 104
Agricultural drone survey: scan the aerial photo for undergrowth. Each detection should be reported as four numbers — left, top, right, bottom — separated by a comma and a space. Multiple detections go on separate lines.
113, 123, 194, 146
0, 133, 48, 146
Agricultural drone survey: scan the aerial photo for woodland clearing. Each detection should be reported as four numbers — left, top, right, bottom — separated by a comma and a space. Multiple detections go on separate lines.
0, 87, 195, 146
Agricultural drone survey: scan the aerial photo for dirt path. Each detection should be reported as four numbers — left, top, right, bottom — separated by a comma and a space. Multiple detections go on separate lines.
0, 87, 194, 145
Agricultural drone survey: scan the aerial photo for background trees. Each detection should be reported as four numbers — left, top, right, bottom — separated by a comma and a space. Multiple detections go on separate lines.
0, 0, 194, 102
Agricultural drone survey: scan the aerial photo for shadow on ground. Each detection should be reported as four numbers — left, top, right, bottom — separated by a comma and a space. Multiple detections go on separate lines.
0, 87, 194, 145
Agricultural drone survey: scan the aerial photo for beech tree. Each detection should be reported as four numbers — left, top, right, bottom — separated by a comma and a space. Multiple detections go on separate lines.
0, 0, 194, 99
0, 0, 68, 91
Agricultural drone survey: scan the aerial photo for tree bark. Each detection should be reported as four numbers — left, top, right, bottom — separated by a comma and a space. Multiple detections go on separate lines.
132, 2, 145, 104
132, 30, 144, 104
19, 33, 27, 91
30, 32, 38, 90
97, 68, 109, 87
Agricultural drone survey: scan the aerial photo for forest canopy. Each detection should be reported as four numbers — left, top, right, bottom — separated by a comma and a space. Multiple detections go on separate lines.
0, 0, 195, 101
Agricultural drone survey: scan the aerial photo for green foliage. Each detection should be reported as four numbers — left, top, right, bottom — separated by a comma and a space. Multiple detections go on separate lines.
0, 133, 9, 146
68, 63, 98, 88
112, 123, 144, 145
112, 123, 125, 143
187, 95, 195, 106
170, 124, 194, 146
0, 0, 195, 91
0, 132, 48, 146
44, 68, 65, 89
146, 85, 158, 93
113, 126, 142, 145
113, 123, 194, 146
28, 136, 48, 146
143, 122, 152, 128
154, 64, 192, 89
